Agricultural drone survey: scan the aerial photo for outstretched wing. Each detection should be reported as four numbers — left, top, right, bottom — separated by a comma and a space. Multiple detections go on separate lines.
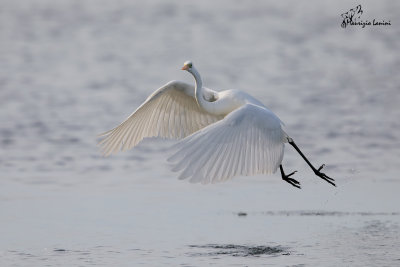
98, 80, 223, 156
168, 104, 286, 184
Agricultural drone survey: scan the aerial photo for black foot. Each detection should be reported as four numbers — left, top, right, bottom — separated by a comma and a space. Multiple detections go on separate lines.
314, 164, 336, 187
282, 170, 301, 189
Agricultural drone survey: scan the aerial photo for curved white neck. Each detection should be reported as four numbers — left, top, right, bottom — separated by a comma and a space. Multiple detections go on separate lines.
188, 67, 218, 114
189, 67, 204, 106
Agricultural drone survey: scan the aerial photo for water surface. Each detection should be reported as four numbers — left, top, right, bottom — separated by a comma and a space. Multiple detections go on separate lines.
1, 0, 399, 266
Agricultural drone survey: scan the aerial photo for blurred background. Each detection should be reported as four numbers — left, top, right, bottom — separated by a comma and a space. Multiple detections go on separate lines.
1, 0, 399, 266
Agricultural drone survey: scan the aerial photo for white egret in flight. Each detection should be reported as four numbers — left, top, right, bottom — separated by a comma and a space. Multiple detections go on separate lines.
98, 61, 335, 188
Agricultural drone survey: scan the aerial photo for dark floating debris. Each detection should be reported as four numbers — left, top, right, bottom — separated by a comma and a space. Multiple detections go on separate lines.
53, 249, 67, 252
189, 244, 288, 257
237, 212, 247, 217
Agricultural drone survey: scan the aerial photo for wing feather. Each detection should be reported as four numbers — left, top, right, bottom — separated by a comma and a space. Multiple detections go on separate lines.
168, 104, 285, 184
98, 81, 223, 156
219, 130, 234, 182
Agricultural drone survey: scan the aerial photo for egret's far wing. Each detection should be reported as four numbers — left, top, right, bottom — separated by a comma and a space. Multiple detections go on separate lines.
98, 81, 223, 156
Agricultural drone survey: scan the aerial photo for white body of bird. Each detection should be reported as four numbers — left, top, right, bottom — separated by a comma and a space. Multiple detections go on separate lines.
98, 61, 292, 184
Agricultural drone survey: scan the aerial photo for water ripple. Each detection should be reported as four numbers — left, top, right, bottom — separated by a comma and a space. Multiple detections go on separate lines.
188, 244, 288, 257
245, 211, 400, 217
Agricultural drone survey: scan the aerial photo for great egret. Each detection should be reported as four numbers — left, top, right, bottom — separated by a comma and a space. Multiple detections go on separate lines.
98, 61, 335, 188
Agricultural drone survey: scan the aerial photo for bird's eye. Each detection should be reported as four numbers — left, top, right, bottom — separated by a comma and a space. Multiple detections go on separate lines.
183, 61, 193, 69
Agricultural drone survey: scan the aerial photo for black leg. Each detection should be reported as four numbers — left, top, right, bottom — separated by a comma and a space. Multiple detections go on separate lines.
280, 164, 301, 189
287, 138, 336, 187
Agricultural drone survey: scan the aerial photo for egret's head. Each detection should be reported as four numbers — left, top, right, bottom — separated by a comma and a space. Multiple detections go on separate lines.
181, 61, 193, 71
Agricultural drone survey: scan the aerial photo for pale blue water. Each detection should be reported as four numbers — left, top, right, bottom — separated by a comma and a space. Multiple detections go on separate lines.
1, 0, 400, 266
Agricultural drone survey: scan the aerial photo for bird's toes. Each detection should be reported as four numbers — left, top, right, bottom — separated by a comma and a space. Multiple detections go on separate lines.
317, 164, 325, 172
283, 177, 301, 188
314, 169, 336, 187
288, 177, 300, 185
290, 181, 301, 189
321, 175, 336, 186
320, 172, 335, 182
325, 175, 335, 182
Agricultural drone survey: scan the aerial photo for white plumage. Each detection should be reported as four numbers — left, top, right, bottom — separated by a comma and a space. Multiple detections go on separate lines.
98, 80, 223, 156
168, 104, 286, 184
98, 61, 289, 184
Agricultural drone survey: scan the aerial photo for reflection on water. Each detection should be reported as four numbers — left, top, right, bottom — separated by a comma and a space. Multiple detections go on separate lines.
189, 244, 288, 257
